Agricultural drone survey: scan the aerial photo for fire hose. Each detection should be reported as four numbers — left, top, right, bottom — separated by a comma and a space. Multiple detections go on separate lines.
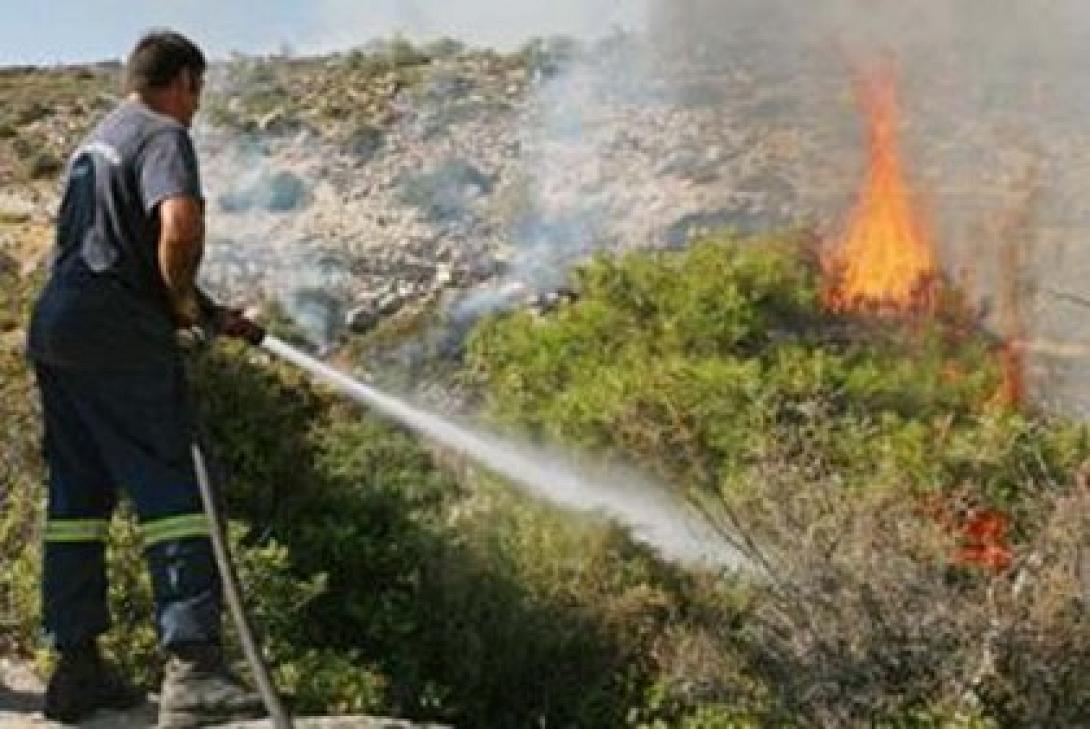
190, 442, 293, 729
188, 308, 293, 729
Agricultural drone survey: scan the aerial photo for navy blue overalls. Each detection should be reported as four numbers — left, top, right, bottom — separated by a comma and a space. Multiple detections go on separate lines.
27, 99, 221, 650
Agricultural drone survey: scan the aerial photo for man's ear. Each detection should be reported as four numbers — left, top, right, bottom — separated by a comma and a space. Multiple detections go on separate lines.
174, 68, 196, 95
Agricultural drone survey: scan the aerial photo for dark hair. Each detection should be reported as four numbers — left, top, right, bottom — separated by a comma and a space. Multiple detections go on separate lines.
126, 30, 206, 94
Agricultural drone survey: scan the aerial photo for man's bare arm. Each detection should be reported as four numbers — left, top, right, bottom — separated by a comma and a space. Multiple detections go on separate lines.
158, 195, 205, 328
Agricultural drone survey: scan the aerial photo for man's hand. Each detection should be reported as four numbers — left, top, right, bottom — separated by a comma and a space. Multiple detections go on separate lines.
171, 289, 203, 329
215, 307, 265, 345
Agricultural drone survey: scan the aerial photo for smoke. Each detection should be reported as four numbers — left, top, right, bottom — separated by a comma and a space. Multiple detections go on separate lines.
452, 0, 1090, 411
638, 0, 1090, 223
191, 0, 1090, 412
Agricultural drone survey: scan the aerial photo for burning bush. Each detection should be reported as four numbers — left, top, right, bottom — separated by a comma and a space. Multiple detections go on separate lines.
467, 230, 1090, 725
466, 231, 1075, 506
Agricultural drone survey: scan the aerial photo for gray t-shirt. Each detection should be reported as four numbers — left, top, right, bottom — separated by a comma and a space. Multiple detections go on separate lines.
29, 100, 203, 369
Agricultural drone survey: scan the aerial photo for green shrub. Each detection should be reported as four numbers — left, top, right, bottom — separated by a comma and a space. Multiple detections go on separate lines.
0, 268, 43, 654
387, 36, 431, 69
466, 232, 1084, 506
517, 36, 581, 77
14, 101, 50, 126
344, 36, 431, 77
423, 37, 466, 59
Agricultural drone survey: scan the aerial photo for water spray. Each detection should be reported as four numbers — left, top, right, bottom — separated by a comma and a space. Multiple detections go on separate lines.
259, 334, 744, 570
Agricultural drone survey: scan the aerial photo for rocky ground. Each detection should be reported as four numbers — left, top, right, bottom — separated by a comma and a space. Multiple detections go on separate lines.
0, 659, 446, 728
190, 43, 854, 348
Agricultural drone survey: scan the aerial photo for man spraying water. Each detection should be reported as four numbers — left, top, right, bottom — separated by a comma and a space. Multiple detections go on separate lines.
26, 30, 264, 727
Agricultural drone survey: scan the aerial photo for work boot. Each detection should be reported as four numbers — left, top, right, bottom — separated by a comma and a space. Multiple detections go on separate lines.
158, 643, 265, 728
43, 640, 146, 724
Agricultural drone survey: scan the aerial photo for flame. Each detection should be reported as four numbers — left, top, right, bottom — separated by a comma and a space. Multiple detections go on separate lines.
919, 496, 1013, 574
824, 67, 937, 314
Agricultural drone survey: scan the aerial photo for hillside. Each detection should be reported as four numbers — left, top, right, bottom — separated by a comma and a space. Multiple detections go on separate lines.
2, 34, 1090, 728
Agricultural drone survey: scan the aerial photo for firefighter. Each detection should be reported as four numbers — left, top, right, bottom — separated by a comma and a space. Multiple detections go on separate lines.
27, 30, 265, 726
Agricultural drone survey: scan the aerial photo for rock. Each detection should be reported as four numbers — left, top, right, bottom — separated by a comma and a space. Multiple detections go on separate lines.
257, 109, 302, 135
259, 171, 309, 212
654, 149, 719, 183
27, 152, 63, 180
377, 290, 405, 317
0, 328, 25, 355
737, 171, 796, 205
346, 302, 379, 333
0, 196, 34, 224
344, 284, 405, 333
533, 287, 578, 314
421, 71, 476, 101
665, 208, 784, 248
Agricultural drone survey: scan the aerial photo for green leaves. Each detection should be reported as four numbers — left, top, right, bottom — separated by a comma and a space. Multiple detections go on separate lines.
467, 231, 1086, 510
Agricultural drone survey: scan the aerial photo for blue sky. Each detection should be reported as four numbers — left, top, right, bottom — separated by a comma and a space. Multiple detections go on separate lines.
0, 1, 646, 65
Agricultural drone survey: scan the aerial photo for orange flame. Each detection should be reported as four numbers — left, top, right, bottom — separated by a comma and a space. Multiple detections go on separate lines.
919, 496, 1013, 574
824, 67, 938, 314
955, 509, 1013, 573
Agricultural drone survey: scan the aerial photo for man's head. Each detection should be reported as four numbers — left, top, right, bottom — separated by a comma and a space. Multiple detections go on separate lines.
126, 30, 206, 128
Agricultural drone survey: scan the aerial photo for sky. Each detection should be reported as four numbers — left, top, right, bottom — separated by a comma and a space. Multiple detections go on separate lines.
0, 0, 646, 66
